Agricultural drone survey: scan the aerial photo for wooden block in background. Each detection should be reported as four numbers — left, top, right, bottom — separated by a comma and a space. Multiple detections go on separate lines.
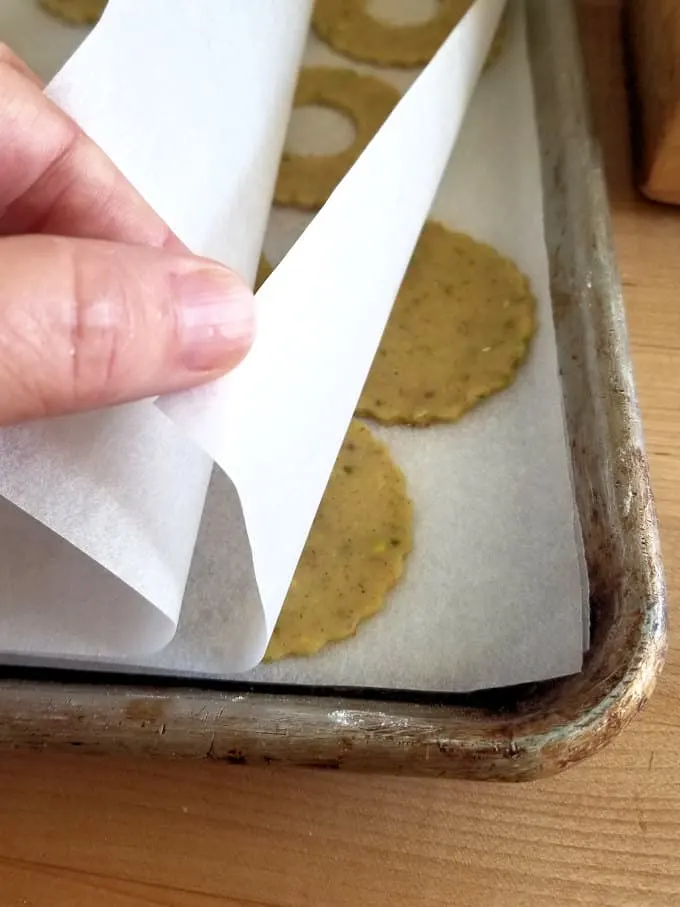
625, 0, 680, 204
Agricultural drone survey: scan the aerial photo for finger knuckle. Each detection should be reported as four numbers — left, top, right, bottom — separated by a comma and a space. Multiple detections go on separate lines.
69, 249, 134, 408
0, 42, 25, 76
0, 42, 15, 64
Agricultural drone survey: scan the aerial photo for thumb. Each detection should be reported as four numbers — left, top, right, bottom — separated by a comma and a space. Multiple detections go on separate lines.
0, 234, 255, 425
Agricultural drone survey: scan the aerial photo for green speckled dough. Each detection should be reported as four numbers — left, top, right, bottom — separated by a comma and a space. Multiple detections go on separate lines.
357, 222, 536, 426
274, 67, 400, 210
265, 420, 412, 661
312, 0, 505, 69
39, 0, 106, 25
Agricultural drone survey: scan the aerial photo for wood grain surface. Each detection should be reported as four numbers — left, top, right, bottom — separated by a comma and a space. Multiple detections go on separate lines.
626, 0, 680, 203
1, 1, 679, 904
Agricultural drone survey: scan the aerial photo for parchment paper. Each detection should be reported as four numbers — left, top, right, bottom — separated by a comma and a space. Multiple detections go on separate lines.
0, 0, 586, 691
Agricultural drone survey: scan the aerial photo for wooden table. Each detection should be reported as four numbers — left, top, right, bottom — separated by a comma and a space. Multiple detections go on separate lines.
1, 2, 679, 904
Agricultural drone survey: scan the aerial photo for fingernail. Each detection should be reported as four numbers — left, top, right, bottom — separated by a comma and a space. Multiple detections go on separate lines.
173, 267, 255, 372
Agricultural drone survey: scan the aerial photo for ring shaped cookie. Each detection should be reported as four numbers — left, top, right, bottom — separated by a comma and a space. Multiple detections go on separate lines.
312, 0, 474, 68
274, 67, 400, 210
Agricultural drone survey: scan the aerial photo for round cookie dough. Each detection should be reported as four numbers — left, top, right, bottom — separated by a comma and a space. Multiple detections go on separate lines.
264, 419, 412, 661
357, 222, 536, 426
39, 0, 107, 25
274, 67, 400, 209
312, 0, 472, 68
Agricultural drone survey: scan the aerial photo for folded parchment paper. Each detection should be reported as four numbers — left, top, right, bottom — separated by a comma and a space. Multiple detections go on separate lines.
0, 0, 586, 690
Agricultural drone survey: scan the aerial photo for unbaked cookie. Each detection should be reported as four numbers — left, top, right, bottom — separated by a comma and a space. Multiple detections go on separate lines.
313, 0, 507, 69
274, 67, 400, 209
357, 222, 536, 426
39, 0, 106, 25
312, 0, 472, 68
264, 419, 412, 661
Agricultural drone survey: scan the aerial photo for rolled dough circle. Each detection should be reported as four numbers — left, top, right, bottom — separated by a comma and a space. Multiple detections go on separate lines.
264, 419, 412, 661
357, 222, 537, 426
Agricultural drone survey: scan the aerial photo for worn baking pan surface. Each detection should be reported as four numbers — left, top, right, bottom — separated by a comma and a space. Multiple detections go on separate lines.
0, 0, 666, 779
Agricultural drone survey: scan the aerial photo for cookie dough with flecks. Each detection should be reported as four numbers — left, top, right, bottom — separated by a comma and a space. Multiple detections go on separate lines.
265, 419, 412, 661
357, 222, 536, 426
274, 67, 400, 210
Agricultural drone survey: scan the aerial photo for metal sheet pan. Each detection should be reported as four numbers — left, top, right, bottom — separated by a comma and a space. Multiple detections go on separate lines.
0, 0, 667, 780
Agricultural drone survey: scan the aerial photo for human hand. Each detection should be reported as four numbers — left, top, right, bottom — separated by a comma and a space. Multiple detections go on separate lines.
0, 44, 255, 426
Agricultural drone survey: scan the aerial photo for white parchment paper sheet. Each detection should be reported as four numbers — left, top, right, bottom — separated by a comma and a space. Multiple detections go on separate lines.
0, 0, 586, 691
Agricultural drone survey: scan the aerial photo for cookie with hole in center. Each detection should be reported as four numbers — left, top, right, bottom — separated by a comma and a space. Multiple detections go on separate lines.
313, 0, 507, 69
357, 222, 536, 426
274, 67, 400, 210
312, 0, 471, 67
264, 419, 412, 661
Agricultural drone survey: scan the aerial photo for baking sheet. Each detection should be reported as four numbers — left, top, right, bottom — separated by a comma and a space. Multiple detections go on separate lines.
0, 0, 587, 692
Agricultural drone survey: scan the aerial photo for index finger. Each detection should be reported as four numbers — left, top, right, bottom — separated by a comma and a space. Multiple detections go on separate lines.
0, 44, 184, 252
0, 42, 44, 88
